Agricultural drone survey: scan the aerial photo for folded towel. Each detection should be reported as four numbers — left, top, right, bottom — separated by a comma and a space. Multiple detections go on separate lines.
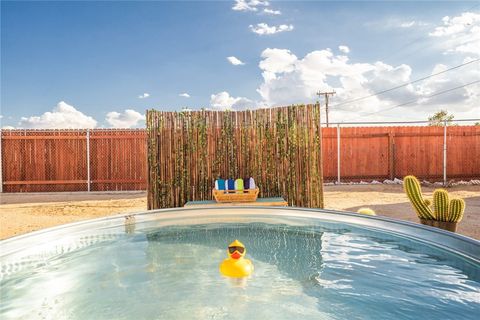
235, 178, 244, 191
216, 179, 226, 190
249, 177, 256, 189
227, 179, 235, 191
244, 177, 250, 190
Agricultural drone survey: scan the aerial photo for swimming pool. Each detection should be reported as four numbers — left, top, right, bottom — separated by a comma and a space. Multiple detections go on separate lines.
1, 207, 479, 319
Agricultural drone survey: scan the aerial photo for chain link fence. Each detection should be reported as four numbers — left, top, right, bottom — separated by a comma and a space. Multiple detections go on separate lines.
321, 119, 480, 186
1, 120, 478, 192
0, 129, 147, 192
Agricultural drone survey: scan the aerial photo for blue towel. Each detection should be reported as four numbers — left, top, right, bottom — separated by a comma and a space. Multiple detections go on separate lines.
227, 179, 235, 190
216, 179, 226, 190
244, 177, 250, 190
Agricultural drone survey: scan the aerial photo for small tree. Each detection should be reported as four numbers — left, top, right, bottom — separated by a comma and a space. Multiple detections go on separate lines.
428, 110, 455, 126
475, 122, 480, 126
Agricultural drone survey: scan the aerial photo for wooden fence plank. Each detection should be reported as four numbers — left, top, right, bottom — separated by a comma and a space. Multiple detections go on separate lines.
1, 129, 146, 192
1, 124, 479, 193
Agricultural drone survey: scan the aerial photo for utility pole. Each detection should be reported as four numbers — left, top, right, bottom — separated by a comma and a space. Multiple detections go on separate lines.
316, 91, 335, 127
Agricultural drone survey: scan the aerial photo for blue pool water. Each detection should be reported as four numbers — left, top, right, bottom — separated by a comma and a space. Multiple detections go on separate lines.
0, 208, 479, 319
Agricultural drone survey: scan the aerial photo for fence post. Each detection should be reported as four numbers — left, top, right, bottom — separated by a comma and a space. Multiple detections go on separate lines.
388, 132, 395, 180
337, 124, 341, 184
443, 120, 447, 187
87, 129, 91, 192
0, 130, 3, 193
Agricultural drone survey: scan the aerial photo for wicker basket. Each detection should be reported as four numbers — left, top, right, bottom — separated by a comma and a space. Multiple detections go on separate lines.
212, 188, 259, 203
420, 219, 457, 232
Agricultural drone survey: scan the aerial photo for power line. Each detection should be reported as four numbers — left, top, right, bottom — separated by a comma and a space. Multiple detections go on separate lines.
332, 4, 480, 111
379, 2, 480, 63
321, 5, 480, 120
382, 32, 478, 67
342, 80, 480, 121
331, 58, 479, 110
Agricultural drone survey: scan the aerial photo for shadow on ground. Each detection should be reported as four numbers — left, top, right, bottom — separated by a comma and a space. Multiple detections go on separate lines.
344, 196, 480, 240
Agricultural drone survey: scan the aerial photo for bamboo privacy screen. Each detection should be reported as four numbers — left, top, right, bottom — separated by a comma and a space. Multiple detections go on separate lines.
146, 104, 324, 209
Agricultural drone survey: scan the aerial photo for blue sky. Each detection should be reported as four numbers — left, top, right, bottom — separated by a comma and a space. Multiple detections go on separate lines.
1, 0, 479, 128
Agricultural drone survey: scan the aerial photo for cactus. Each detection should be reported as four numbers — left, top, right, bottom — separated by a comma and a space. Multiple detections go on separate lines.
433, 189, 449, 221
403, 175, 435, 220
404, 175, 466, 223
448, 199, 465, 223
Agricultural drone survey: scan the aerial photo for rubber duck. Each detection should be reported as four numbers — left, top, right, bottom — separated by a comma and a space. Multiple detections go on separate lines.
219, 240, 254, 278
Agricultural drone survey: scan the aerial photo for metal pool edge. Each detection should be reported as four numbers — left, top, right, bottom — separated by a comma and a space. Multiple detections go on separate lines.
1, 206, 479, 263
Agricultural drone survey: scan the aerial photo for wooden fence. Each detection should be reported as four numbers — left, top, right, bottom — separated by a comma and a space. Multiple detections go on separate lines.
1, 122, 479, 194
146, 105, 325, 209
1, 129, 147, 192
322, 125, 479, 181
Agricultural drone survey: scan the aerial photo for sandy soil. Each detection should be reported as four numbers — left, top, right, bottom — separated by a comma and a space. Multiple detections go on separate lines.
1, 185, 479, 240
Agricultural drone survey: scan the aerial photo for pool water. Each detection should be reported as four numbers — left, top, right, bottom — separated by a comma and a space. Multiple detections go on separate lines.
1, 209, 479, 319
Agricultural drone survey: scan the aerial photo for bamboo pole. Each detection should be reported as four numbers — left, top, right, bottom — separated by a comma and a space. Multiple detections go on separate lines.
146, 105, 325, 209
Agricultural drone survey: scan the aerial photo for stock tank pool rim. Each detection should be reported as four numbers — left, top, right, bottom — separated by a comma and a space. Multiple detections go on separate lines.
1, 206, 479, 264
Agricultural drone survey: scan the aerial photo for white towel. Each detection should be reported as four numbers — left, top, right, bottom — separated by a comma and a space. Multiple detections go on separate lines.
249, 177, 256, 189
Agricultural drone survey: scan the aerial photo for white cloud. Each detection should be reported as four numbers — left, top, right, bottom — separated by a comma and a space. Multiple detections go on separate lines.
208, 12, 478, 121
429, 12, 480, 56
264, 8, 281, 15
399, 20, 429, 28
18, 101, 97, 129
364, 62, 417, 102
415, 61, 480, 113
138, 93, 150, 99
210, 91, 256, 111
365, 18, 430, 30
400, 21, 416, 28
227, 56, 245, 65
430, 12, 479, 36
255, 47, 479, 121
258, 48, 297, 83
179, 93, 191, 98
258, 48, 362, 104
249, 23, 294, 35
232, 0, 269, 12
2, 126, 15, 130
257, 48, 363, 107
105, 109, 145, 128
338, 45, 350, 54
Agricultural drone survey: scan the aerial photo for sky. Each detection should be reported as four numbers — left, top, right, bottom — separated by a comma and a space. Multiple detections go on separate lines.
1, 0, 479, 129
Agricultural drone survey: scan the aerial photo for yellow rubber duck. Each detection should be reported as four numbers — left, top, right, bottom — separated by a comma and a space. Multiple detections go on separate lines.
219, 240, 254, 278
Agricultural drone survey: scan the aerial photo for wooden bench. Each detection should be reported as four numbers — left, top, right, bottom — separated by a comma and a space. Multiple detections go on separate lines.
184, 197, 288, 208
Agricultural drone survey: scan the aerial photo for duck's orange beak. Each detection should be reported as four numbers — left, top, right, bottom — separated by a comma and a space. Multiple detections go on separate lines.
231, 251, 241, 259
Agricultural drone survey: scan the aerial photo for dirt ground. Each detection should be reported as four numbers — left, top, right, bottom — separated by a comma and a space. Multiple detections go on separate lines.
1, 185, 479, 240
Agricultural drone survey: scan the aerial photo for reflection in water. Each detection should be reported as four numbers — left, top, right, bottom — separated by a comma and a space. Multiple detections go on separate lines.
146, 223, 325, 285
124, 215, 136, 234
1, 221, 479, 320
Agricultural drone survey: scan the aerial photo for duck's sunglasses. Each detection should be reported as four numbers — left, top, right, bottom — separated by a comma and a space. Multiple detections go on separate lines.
228, 246, 245, 254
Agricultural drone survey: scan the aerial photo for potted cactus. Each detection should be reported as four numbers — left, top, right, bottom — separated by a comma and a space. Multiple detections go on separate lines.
403, 175, 465, 232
